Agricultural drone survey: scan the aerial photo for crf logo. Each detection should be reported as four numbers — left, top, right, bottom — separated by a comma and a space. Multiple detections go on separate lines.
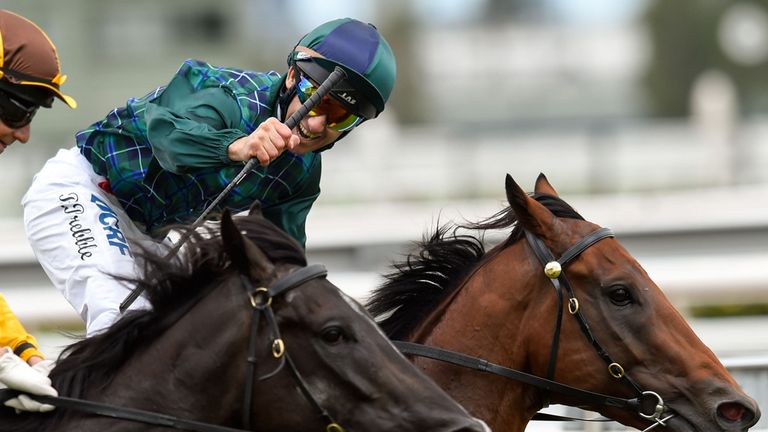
90, 194, 132, 257
338, 92, 356, 105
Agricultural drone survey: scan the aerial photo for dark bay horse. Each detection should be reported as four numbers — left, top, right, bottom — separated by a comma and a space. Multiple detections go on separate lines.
0, 208, 490, 432
367, 174, 761, 432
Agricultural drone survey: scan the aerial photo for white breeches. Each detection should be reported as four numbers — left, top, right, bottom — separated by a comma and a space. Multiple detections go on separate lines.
22, 147, 168, 337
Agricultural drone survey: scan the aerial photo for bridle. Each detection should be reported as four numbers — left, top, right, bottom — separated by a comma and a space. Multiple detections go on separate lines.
0, 263, 341, 432
524, 227, 675, 428
239, 263, 345, 432
395, 227, 675, 431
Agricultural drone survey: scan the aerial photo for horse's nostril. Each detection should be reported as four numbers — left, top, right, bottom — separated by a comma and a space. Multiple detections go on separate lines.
718, 402, 747, 422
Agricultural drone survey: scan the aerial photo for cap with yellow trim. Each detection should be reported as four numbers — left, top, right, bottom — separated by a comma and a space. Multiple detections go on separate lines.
0, 9, 76, 109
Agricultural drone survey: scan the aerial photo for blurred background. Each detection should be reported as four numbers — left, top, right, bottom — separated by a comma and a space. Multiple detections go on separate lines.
1, 0, 766, 430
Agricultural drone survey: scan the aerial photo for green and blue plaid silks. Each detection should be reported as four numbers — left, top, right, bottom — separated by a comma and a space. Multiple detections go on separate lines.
76, 59, 320, 244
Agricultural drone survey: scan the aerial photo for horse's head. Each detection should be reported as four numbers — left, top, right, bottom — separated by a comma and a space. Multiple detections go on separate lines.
506, 174, 760, 432
216, 208, 490, 432
369, 173, 760, 432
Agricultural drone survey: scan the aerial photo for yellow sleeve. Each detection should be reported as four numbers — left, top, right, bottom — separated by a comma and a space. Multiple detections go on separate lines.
0, 294, 44, 362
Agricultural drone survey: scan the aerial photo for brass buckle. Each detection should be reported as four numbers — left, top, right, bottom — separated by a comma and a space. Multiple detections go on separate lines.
568, 298, 579, 314
272, 339, 285, 358
249, 287, 271, 308
608, 362, 625, 378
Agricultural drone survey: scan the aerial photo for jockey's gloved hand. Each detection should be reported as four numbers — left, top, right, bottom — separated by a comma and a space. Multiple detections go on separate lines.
0, 347, 57, 412
31, 359, 55, 377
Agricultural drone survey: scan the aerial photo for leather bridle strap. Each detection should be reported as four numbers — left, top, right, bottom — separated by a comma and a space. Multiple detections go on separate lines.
240, 264, 341, 431
268, 264, 328, 297
556, 228, 616, 267
0, 389, 250, 432
240, 264, 328, 428
393, 341, 644, 412
283, 352, 337, 427
523, 229, 564, 383
524, 228, 646, 396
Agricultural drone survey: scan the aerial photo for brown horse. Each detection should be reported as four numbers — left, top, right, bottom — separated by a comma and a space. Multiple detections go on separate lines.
0, 208, 490, 432
367, 174, 761, 432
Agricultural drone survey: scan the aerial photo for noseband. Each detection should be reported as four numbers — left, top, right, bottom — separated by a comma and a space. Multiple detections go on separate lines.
239, 263, 345, 432
395, 228, 674, 430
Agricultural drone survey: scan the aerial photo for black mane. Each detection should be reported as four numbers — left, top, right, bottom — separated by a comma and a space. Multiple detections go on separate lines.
48, 212, 306, 405
366, 193, 583, 340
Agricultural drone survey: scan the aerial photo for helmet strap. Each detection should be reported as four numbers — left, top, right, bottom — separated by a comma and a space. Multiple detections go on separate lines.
277, 80, 298, 123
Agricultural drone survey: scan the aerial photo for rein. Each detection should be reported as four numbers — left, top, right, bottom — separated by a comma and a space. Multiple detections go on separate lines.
0, 390, 249, 432
0, 264, 338, 432
393, 341, 648, 411
395, 227, 673, 431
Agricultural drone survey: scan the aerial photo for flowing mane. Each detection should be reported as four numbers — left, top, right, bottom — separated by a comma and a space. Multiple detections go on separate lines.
367, 193, 583, 340
50, 213, 307, 402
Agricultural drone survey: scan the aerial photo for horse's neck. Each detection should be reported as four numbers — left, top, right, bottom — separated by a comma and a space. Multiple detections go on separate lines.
103, 278, 249, 423
409, 242, 547, 431
415, 242, 545, 359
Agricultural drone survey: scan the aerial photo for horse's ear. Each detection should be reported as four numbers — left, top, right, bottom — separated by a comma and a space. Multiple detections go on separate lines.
505, 174, 554, 236
534, 173, 559, 197
220, 209, 275, 280
248, 201, 263, 217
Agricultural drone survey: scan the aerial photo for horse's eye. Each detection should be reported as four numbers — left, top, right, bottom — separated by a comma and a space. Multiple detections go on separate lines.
320, 326, 346, 345
608, 286, 633, 306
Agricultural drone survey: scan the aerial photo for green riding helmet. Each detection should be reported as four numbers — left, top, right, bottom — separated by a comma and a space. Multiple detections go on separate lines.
288, 18, 397, 120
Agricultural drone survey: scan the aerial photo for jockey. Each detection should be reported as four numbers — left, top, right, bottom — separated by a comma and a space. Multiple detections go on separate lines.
0, 9, 76, 411
22, 18, 397, 337
0, 9, 77, 153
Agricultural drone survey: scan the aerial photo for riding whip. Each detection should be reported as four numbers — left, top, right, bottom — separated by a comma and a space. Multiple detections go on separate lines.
119, 66, 348, 313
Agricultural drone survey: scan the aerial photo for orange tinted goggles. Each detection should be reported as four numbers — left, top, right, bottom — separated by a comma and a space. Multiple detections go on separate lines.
296, 75, 362, 132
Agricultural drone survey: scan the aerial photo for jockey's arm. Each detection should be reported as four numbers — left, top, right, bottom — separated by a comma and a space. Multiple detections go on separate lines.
0, 294, 44, 363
